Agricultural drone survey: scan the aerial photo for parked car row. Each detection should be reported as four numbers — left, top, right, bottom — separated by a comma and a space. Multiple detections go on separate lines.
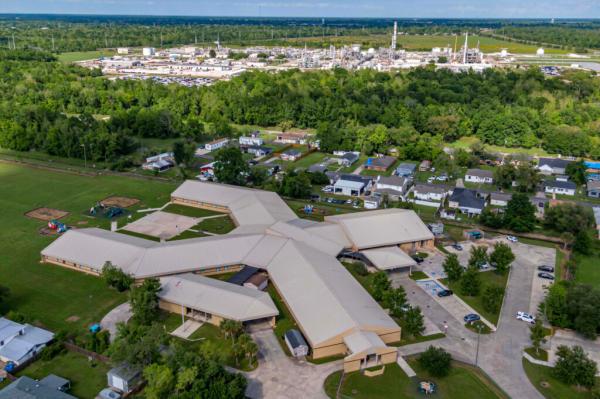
537, 264, 555, 280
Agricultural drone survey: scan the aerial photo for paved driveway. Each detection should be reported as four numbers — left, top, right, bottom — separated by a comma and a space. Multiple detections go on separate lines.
101, 302, 131, 342
243, 330, 342, 399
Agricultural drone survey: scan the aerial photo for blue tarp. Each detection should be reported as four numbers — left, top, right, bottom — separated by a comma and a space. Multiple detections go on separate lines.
585, 161, 600, 170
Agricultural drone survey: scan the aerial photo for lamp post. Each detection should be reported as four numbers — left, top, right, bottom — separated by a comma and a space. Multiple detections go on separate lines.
475, 323, 482, 366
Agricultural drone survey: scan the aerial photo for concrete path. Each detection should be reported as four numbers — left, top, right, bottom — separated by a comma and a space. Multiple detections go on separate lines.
243, 329, 342, 399
171, 319, 203, 339
101, 302, 132, 342
396, 356, 417, 377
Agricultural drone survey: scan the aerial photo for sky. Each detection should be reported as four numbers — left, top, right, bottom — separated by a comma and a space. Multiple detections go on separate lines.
1, 0, 600, 19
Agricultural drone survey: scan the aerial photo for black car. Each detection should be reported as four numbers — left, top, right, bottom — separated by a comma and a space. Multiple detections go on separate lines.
538, 272, 555, 280
537, 265, 554, 273
437, 289, 453, 297
412, 255, 424, 264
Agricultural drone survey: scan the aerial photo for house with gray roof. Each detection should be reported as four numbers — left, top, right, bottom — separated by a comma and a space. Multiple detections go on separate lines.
413, 184, 448, 202
395, 163, 417, 177
333, 174, 373, 196
0, 375, 75, 399
336, 152, 360, 167
538, 158, 573, 175
0, 318, 54, 366
544, 180, 576, 196
448, 188, 486, 216
465, 169, 494, 184
489, 192, 512, 207
587, 180, 600, 198
374, 175, 410, 200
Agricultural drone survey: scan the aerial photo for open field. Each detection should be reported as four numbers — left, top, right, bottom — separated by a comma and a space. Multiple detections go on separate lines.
324, 360, 507, 399
58, 50, 115, 63
0, 162, 175, 335
523, 358, 600, 399
17, 351, 111, 399
286, 34, 567, 55
447, 136, 554, 157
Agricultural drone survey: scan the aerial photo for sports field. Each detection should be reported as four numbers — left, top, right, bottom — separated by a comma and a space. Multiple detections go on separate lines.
57, 50, 115, 63
0, 162, 176, 334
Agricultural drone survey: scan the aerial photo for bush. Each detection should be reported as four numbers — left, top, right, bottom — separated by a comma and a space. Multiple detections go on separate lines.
5, 310, 31, 324
553, 345, 597, 388
418, 346, 452, 377
40, 341, 66, 361
482, 286, 504, 313
101, 261, 134, 292
349, 262, 368, 277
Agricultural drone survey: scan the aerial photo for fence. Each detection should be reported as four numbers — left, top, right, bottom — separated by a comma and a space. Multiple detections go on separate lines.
64, 342, 110, 363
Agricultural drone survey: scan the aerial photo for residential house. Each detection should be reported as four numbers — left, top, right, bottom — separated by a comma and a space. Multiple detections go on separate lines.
364, 156, 397, 172
0, 317, 54, 366
239, 136, 264, 146
413, 184, 448, 202
333, 174, 373, 196
489, 192, 512, 207
585, 161, 600, 182
325, 171, 340, 185
587, 180, 600, 198
448, 188, 486, 216
0, 375, 75, 399
275, 132, 308, 145
419, 160, 432, 172
204, 138, 229, 152
544, 180, 576, 196
142, 152, 175, 172
280, 149, 302, 161
538, 158, 573, 175
336, 152, 360, 167
246, 145, 272, 158
374, 176, 410, 201
465, 169, 494, 184
395, 163, 417, 177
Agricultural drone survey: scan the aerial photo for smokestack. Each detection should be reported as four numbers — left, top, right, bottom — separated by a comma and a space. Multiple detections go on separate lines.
463, 32, 469, 64
391, 21, 398, 50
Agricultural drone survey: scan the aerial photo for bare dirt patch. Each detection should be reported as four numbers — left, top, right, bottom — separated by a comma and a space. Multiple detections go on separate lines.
66, 315, 80, 322
100, 196, 140, 208
39, 227, 59, 236
26, 207, 69, 221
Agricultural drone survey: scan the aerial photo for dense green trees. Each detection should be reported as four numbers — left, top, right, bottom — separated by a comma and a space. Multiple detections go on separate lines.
542, 282, 600, 339
213, 147, 249, 186
129, 278, 161, 326
442, 254, 463, 282
553, 345, 597, 389
2, 49, 600, 165
101, 261, 134, 292
419, 346, 452, 377
489, 243, 515, 274
503, 193, 537, 232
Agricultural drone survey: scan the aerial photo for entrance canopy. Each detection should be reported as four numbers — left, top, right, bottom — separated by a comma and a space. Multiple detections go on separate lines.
361, 246, 416, 271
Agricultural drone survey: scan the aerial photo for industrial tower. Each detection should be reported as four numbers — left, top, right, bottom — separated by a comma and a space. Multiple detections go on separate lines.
391, 21, 398, 50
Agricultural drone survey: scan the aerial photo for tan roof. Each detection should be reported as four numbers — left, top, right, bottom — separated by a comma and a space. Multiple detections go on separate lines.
343, 330, 387, 355
362, 246, 416, 270
325, 209, 434, 250
159, 273, 278, 322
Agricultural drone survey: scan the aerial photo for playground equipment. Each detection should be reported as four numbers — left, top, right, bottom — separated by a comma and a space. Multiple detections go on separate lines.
89, 323, 101, 333
89, 202, 125, 219
418, 381, 437, 395
4, 362, 15, 373
48, 219, 68, 234
303, 204, 314, 215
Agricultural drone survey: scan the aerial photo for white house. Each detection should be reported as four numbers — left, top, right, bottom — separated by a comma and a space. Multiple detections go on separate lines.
280, 149, 302, 161
465, 169, 494, 184
537, 158, 573, 176
364, 196, 382, 209
375, 176, 410, 201
0, 318, 54, 366
239, 136, 264, 146
107, 365, 142, 394
413, 184, 447, 202
544, 180, 576, 196
204, 138, 229, 152
489, 192, 512, 207
335, 152, 360, 167
275, 133, 308, 145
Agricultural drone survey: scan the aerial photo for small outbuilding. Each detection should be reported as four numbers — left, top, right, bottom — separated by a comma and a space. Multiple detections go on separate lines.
284, 329, 309, 358
107, 364, 142, 394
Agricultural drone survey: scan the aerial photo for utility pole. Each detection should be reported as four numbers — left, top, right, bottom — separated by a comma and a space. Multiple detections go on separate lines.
475, 323, 482, 366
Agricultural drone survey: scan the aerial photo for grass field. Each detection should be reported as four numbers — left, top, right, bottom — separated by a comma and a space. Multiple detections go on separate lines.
58, 50, 115, 63
324, 360, 507, 399
447, 136, 554, 157
522, 358, 600, 399
0, 162, 176, 335
17, 351, 111, 399
196, 215, 236, 234
162, 203, 224, 218
287, 34, 567, 55
442, 270, 509, 325
290, 151, 329, 170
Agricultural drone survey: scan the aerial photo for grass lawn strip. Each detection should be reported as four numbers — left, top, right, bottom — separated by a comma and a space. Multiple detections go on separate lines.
162, 203, 224, 218
522, 358, 600, 399
324, 360, 507, 399
196, 215, 236, 234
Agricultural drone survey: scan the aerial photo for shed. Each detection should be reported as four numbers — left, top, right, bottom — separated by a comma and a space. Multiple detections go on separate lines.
107, 364, 142, 394
284, 329, 309, 357
40, 374, 71, 392
227, 266, 259, 286
244, 272, 269, 290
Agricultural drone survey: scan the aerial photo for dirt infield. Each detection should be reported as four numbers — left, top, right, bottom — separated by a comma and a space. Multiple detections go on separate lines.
100, 196, 140, 208
26, 207, 69, 221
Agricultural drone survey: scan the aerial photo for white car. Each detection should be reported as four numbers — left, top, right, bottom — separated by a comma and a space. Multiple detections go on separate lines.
516, 311, 535, 324
507, 235, 518, 243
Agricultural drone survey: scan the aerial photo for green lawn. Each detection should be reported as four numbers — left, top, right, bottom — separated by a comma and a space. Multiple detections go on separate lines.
410, 271, 429, 280
162, 203, 224, 218
196, 215, 236, 234
17, 351, 111, 399
525, 347, 549, 362
523, 358, 600, 399
442, 270, 509, 326
284, 198, 359, 221
58, 50, 115, 63
447, 136, 555, 157
0, 162, 175, 335
324, 361, 507, 399
290, 151, 328, 170
574, 245, 600, 286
